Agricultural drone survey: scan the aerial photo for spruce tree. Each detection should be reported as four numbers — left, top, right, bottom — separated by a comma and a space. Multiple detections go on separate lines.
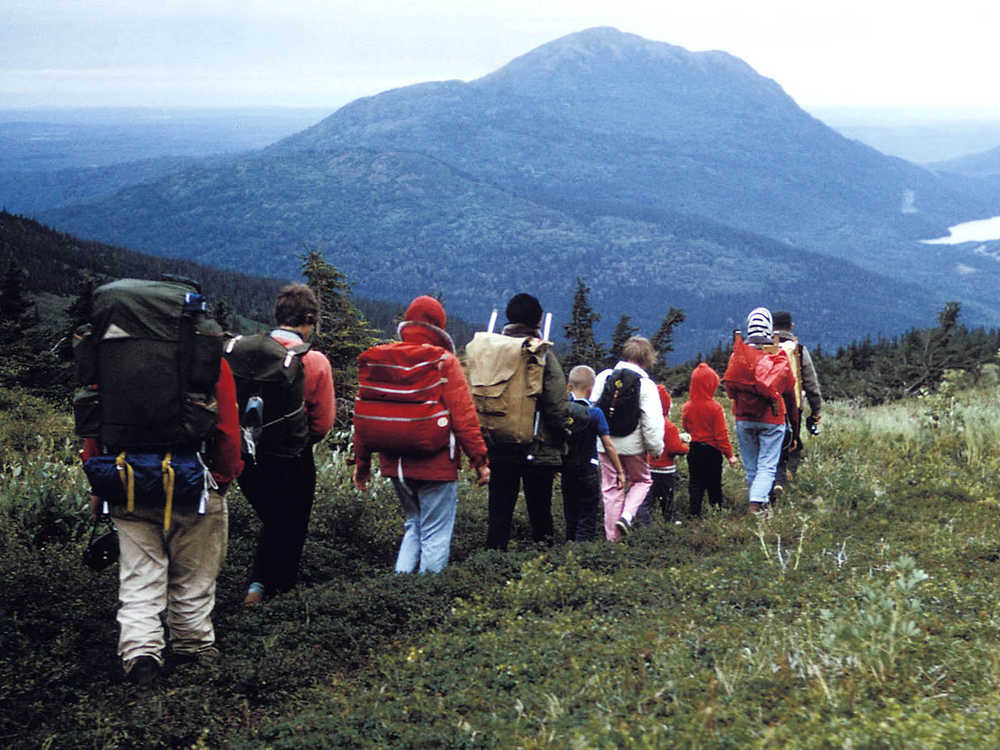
608, 314, 638, 368
300, 250, 380, 430
562, 277, 604, 370
650, 307, 686, 381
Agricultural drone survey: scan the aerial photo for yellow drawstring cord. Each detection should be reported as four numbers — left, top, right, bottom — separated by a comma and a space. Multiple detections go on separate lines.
116, 452, 135, 513
161, 452, 175, 532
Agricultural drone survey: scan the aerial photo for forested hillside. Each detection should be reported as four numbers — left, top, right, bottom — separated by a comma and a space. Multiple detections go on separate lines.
39, 28, 1000, 356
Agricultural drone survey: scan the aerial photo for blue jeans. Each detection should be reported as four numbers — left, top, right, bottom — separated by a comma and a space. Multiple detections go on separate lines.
391, 479, 458, 574
735, 421, 786, 504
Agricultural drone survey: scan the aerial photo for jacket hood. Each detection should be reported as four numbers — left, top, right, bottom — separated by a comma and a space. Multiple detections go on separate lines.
657, 383, 672, 416
689, 362, 720, 401
397, 295, 455, 352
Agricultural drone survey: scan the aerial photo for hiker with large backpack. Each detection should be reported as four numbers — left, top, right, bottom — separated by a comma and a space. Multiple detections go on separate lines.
722, 307, 796, 513
591, 336, 665, 540
352, 296, 489, 573
466, 293, 570, 550
771, 310, 823, 500
224, 283, 335, 605
75, 277, 242, 688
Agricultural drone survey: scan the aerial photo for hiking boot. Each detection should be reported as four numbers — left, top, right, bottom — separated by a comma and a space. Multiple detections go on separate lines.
615, 517, 632, 537
126, 655, 160, 687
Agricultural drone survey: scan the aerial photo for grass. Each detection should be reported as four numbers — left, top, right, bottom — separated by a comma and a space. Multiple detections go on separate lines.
3, 379, 1000, 748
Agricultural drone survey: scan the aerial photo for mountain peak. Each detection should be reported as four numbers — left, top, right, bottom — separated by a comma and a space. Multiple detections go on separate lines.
476, 26, 786, 108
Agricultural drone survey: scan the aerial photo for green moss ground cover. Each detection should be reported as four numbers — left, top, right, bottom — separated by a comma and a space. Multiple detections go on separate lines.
3, 381, 1000, 748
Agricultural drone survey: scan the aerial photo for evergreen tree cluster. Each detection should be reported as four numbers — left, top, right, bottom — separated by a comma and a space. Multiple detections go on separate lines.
561, 277, 685, 383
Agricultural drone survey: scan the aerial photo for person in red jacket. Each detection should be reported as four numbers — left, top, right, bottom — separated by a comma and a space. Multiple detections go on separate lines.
682, 363, 738, 516
636, 384, 690, 523
354, 296, 489, 573
82, 359, 243, 686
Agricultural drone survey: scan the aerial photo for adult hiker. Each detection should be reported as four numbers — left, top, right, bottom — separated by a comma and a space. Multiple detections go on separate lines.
75, 277, 243, 688
722, 307, 796, 513
468, 293, 570, 550
591, 336, 665, 539
771, 309, 823, 499
352, 295, 490, 573
225, 283, 335, 605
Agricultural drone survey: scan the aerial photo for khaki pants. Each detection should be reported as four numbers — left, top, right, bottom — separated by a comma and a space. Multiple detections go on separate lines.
112, 490, 228, 666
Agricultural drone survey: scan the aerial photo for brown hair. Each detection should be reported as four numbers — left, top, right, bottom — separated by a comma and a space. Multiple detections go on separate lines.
274, 283, 320, 327
622, 336, 656, 371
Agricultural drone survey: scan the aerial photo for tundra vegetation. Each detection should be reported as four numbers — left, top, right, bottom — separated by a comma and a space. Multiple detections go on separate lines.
3, 364, 1000, 748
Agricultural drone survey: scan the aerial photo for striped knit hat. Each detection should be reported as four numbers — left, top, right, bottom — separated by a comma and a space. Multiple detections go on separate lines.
746, 307, 773, 340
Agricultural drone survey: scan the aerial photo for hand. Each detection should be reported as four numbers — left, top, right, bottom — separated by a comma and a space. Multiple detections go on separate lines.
679, 432, 691, 443
89, 494, 100, 519
475, 464, 491, 486
615, 470, 625, 488
352, 466, 369, 492
727, 455, 739, 468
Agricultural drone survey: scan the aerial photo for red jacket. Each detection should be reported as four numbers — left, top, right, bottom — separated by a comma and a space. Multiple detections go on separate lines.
681, 363, 734, 459
354, 322, 488, 482
83, 358, 244, 486
648, 384, 689, 471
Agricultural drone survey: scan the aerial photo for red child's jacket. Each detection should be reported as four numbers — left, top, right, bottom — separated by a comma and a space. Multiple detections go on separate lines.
648, 384, 689, 472
681, 363, 734, 459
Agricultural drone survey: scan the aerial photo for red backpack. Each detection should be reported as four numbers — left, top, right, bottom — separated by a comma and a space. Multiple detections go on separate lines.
722, 333, 794, 418
353, 342, 453, 456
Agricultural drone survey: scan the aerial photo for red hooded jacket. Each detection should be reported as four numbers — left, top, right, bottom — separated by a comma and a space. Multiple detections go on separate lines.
647, 384, 689, 472
354, 296, 488, 482
681, 363, 734, 459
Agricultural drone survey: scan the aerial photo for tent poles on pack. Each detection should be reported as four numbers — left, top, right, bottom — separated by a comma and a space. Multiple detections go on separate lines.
487, 308, 498, 334
528, 312, 553, 451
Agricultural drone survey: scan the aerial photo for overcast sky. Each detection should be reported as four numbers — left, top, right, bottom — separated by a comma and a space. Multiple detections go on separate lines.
3, 0, 998, 116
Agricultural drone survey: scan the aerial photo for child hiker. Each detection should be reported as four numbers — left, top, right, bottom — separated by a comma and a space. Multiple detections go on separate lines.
682, 363, 738, 516
562, 365, 624, 541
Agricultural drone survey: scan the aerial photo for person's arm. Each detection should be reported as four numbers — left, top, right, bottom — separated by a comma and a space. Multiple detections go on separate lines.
441, 355, 490, 485
539, 353, 570, 437
800, 345, 823, 417
209, 359, 243, 486
599, 434, 625, 487
664, 421, 689, 456
712, 404, 737, 464
303, 350, 336, 439
639, 378, 665, 458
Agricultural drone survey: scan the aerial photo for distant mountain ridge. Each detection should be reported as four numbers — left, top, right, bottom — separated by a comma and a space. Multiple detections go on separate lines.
38, 27, 1000, 355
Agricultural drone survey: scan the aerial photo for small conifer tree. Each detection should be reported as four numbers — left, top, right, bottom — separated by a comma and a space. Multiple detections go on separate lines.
562, 277, 604, 370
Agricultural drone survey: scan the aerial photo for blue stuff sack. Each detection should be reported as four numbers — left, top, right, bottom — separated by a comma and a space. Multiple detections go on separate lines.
83, 452, 212, 531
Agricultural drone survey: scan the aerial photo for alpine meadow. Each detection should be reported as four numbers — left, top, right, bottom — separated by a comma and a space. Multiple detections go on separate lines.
3, 22, 1000, 750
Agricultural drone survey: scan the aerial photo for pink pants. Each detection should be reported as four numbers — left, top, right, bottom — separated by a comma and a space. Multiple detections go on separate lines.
600, 453, 652, 541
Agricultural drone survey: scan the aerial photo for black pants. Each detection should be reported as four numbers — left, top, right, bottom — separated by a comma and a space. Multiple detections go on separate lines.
486, 454, 556, 550
561, 461, 600, 542
636, 472, 676, 524
688, 442, 723, 517
238, 449, 316, 593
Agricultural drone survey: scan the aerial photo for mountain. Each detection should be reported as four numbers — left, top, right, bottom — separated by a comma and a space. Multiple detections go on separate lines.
39, 27, 1000, 355
930, 145, 1000, 178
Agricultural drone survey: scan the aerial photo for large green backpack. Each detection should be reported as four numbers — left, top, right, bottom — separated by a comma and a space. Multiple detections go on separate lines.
223, 333, 311, 459
72, 277, 223, 452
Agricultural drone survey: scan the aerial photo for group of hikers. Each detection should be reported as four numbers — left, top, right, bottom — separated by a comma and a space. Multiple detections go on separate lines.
74, 279, 820, 688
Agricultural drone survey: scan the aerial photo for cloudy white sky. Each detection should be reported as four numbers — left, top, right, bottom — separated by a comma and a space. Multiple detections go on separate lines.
3, 0, 998, 115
